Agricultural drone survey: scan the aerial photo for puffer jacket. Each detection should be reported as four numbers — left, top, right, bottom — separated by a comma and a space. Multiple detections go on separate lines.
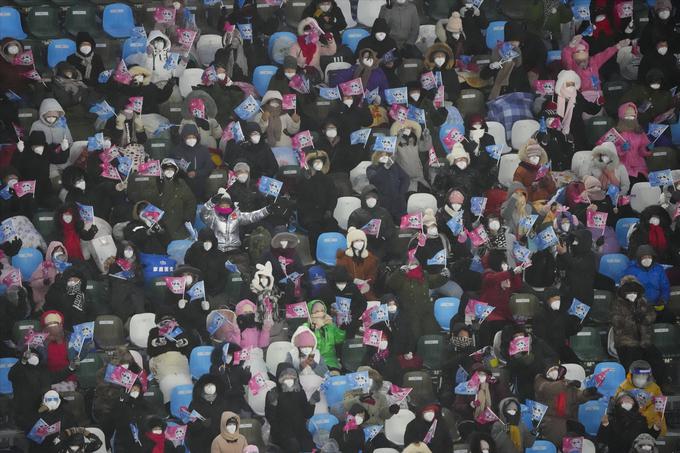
611, 276, 656, 348
616, 369, 666, 436
512, 141, 556, 202
490, 397, 535, 453
304, 300, 346, 369
200, 198, 269, 252
561, 38, 618, 96
615, 103, 652, 178
210, 411, 248, 453
576, 142, 630, 195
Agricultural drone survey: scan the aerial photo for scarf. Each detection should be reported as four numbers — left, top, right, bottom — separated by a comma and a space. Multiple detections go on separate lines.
74, 52, 94, 80
649, 224, 668, 252
353, 63, 375, 89
66, 282, 85, 312
509, 425, 522, 450
489, 229, 508, 250
225, 32, 249, 78
474, 382, 492, 418
556, 91, 576, 135
405, 266, 425, 283
592, 18, 614, 38
581, 186, 606, 202
555, 391, 567, 417
144, 432, 165, 453
61, 220, 83, 260
263, 104, 283, 146
296, 36, 317, 65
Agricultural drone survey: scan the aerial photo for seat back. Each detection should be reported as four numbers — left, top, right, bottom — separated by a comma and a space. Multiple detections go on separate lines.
397, 58, 422, 85
498, 153, 520, 187
189, 345, 214, 380
170, 383, 194, 418
417, 334, 445, 370
630, 182, 661, 213
384, 409, 416, 446
646, 147, 678, 173
341, 338, 366, 372
316, 232, 346, 266
333, 196, 361, 231
178, 68, 204, 97
47, 39, 77, 68
615, 217, 638, 250
267, 31, 297, 65
598, 253, 629, 282
585, 116, 615, 147
11, 248, 44, 281
592, 361, 626, 398
195, 34, 223, 66
485, 21, 506, 49
602, 80, 630, 117
294, 232, 315, 267
103, 3, 135, 38
129, 313, 157, 348
95, 39, 121, 69
12, 319, 40, 348
308, 413, 339, 447
433, 297, 460, 331
75, 351, 105, 389
0, 7, 27, 40
570, 327, 607, 364
486, 121, 507, 148
509, 293, 538, 323
590, 290, 613, 325
84, 427, 107, 453
127, 171, 159, 203
238, 418, 265, 451
122, 35, 147, 61
252, 65, 278, 97
578, 399, 608, 436
265, 341, 293, 375
546, 50, 561, 64
525, 439, 558, 453
562, 363, 586, 387
356, 0, 385, 27
456, 89, 485, 118
204, 167, 229, 195
406, 192, 437, 214
653, 323, 680, 358
0, 358, 18, 395
61, 391, 89, 425
65, 4, 100, 36
349, 160, 371, 194
246, 379, 276, 416
26, 5, 60, 40
669, 286, 680, 321
94, 315, 125, 349
341, 28, 370, 53
571, 150, 592, 173
324, 61, 352, 84
322, 374, 351, 409
510, 119, 539, 150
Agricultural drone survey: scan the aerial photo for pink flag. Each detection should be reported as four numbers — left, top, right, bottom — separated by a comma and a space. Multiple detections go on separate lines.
400, 212, 423, 230
113, 60, 132, 85
339, 78, 364, 96
596, 127, 625, 147
466, 224, 489, 247
363, 328, 383, 347
475, 407, 499, 424
188, 97, 206, 119
546, 117, 562, 130
127, 96, 144, 114
586, 210, 608, 230
164, 276, 186, 295
562, 436, 584, 453
248, 372, 268, 395
360, 219, 381, 237
533, 80, 555, 96
464, 299, 484, 317
592, 368, 612, 387
22, 69, 42, 82
25, 329, 48, 348
226, 170, 237, 189
508, 335, 531, 356
282, 94, 297, 110
292, 130, 314, 150
288, 74, 309, 94
433, 85, 445, 108
176, 28, 197, 51
420, 71, 436, 90
389, 104, 408, 122
442, 128, 465, 149
615, 1, 633, 18
100, 163, 121, 180
164, 425, 187, 446
13, 180, 36, 198
388, 383, 412, 403
13, 50, 34, 66
428, 147, 438, 167
154, 6, 176, 24
285, 301, 309, 319
423, 419, 438, 444
138, 160, 161, 177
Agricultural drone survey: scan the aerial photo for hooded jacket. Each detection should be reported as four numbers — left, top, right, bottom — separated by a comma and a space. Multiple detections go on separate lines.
355, 18, 398, 58
285, 325, 329, 377
181, 90, 223, 146
336, 48, 390, 97
479, 255, 523, 323
630, 433, 660, 453
514, 140, 557, 202
0, 38, 33, 93
305, 299, 346, 369
200, 194, 269, 252
391, 119, 430, 192
347, 184, 396, 255
104, 65, 175, 114
289, 17, 338, 72
223, 122, 280, 180
52, 61, 90, 109
66, 32, 104, 86
29, 98, 73, 145
367, 151, 410, 221
30, 241, 68, 308
301, 0, 347, 42
620, 70, 674, 126
623, 245, 670, 306
254, 90, 301, 148
423, 43, 460, 100
335, 227, 379, 300
12, 130, 69, 204
330, 403, 367, 453
342, 366, 396, 426
404, 405, 453, 453
234, 299, 271, 349
615, 360, 666, 435
615, 102, 652, 177
561, 38, 619, 96
208, 343, 252, 413
612, 276, 657, 348
597, 392, 658, 453
169, 123, 215, 198
628, 206, 673, 264
577, 142, 630, 194
378, 0, 420, 48
296, 151, 339, 226
44, 266, 91, 328
186, 374, 233, 453
265, 363, 315, 448
556, 228, 597, 306
209, 411, 247, 453
142, 30, 175, 83
185, 228, 228, 295
490, 397, 535, 453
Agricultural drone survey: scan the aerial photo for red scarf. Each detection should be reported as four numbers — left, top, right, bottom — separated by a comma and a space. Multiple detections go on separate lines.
296, 36, 317, 65
555, 391, 567, 417
593, 18, 614, 38
648, 224, 668, 252
405, 266, 425, 283
60, 218, 83, 260
144, 432, 165, 453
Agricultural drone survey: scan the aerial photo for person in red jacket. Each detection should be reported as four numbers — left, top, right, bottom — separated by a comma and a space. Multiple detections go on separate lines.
40, 310, 78, 391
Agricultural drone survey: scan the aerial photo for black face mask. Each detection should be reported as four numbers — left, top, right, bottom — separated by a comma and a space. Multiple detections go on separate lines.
237, 313, 257, 330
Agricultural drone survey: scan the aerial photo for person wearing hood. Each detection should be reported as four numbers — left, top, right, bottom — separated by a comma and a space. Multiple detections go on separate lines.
356, 18, 398, 59
104, 103, 147, 147
615, 102, 652, 185
148, 159, 197, 240
30, 98, 73, 147
367, 149, 410, 222
637, 35, 680, 92
433, 143, 480, 202
440, 322, 475, 407
213, 19, 250, 83
612, 277, 667, 387
534, 364, 602, 445
501, 326, 558, 400
305, 299, 346, 369
186, 374, 232, 453
52, 61, 94, 109
435, 12, 466, 59
639, 0, 678, 56
54, 428, 103, 453
453, 363, 510, 424
621, 69, 674, 128
512, 139, 556, 202
285, 325, 330, 377
623, 245, 671, 317
616, 360, 667, 436
104, 65, 175, 114
534, 99, 574, 173
226, 161, 267, 214
62, 166, 113, 220
162, 265, 211, 335
330, 92, 373, 144
194, 59, 246, 125
209, 411, 248, 453
141, 416, 183, 453
392, 118, 431, 192
8, 348, 79, 430
550, 69, 601, 152
111, 380, 150, 452
0, 38, 36, 95
336, 227, 379, 299
468, 432, 497, 453
378, 0, 420, 50
169, 123, 215, 198
501, 183, 534, 237
491, 397, 535, 453
0, 285, 31, 354
44, 266, 91, 328
289, 17, 337, 75
185, 228, 229, 297
40, 310, 78, 386
142, 30, 176, 83
224, 122, 279, 180
12, 130, 69, 208
462, 115, 497, 189
267, 55, 299, 96
435, 188, 474, 258
316, 117, 363, 175
555, 228, 597, 307
330, 404, 368, 453
628, 206, 673, 265
27, 390, 77, 452
313, 266, 367, 339
336, 48, 389, 97
422, 43, 459, 101
248, 261, 284, 324
209, 342, 252, 414
296, 150, 339, 253
66, 32, 104, 86
576, 142, 630, 195
258, 231, 305, 299
234, 298, 273, 348
123, 200, 171, 254
265, 363, 317, 452
568, 175, 615, 230
347, 184, 396, 259
480, 214, 517, 269
106, 241, 145, 321
404, 403, 453, 452
254, 90, 301, 148
630, 433, 661, 453
597, 392, 660, 453
301, 0, 347, 42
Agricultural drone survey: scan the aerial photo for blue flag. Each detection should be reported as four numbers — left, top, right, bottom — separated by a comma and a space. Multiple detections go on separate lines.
0, 185, 12, 200
606, 184, 620, 205
568, 298, 590, 321
224, 260, 240, 273
455, 365, 469, 384
187, 280, 206, 301
454, 380, 478, 395
350, 128, 371, 145
372, 136, 397, 153
258, 176, 283, 198
164, 52, 181, 71
76, 203, 94, 223
130, 423, 141, 445
4, 90, 22, 102
117, 156, 133, 176
648, 169, 673, 187
234, 95, 261, 120
407, 105, 426, 124
485, 144, 503, 160
237, 23, 253, 41
87, 132, 105, 151
447, 214, 464, 236
519, 214, 538, 232
364, 425, 382, 442
512, 242, 532, 263
97, 70, 112, 84
384, 87, 407, 105
153, 123, 176, 137
319, 86, 341, 100
426, 249, 447, 266
526, 399, 548, 426
89, 101, 116, 121
536, 226, 559, 250
648, 123, 669, 142
470, 197, 487, 217
207, 311, 226, 335
364, 87, 380, 105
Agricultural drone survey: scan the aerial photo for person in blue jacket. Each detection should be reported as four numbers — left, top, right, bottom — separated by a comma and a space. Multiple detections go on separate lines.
624, 245, 671, 322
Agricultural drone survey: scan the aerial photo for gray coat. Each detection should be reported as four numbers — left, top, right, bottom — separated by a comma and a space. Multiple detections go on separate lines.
490, 397, 535, 453
377, 1, 420, 48
29, 98, 73, 145
200, 199, 269, 252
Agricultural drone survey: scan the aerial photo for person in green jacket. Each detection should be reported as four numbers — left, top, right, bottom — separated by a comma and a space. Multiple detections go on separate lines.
305, 299, 346, 370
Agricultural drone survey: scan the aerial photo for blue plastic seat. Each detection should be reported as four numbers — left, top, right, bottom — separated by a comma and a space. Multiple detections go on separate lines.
122, 36, 147, 61
598, 253, 630, 282
520, 403, 532, 428
525, 440, 557, 453
103, 3, 135, 38
268, 31, 297, 65
167, 240, 193, 266
433, 297, 460, 331
252, 65, 278, 97
47, 39, 76, 68
322, 374, 351, 410
485, 21, 506, 50
315, 232, 346, 266
139, 253, 177, 284
170, 384, 194, 419
578, 399, 608, 436
0, 7, 27, 40
11, 248, 44, 282
0, 358, 18, 395
592, 361, 626, 399
307, 413, 339, 443
194, 204, 206, 231
615, 218, 638, 250
189, 346, 214, 380
341, 28, 370, 53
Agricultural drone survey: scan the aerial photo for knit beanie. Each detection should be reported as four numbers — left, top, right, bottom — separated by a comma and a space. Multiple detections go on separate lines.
449, 190, 465, 205
293, 329, 316, 347
446, 12, 463, 33
583, 175, 602, 191
422, 208, 437, 227
525, 141, 543, 158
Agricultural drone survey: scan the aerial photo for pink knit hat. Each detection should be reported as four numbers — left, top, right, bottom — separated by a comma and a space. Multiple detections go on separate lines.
235, 299, 257, 316
449, 190, 465, 205
294, 330, 316, 347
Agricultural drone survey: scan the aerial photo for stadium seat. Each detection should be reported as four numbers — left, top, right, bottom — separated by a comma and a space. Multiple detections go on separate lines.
593, 361, 626, 399
103, 3, 135, 38
571, 150, 592, 173
602, 80, 630, 117
316, 232, 346, 266
246, 379, 276, 416
93, 315, 125, 350
341, 338, 365, 372
167, 240, 193, 266
510, 119, 539, 150
17, 107, 38, 132
122, 35, 147, 61
283, 0, 306, 28
384, 409, 416, 446
525, 440, 558, 453
265, 341, 293, 375
0, 358, 17, 395
238, 418, 265, 452
267, 31, 296, 65
26, 5, 61, 40
434, 297, 460, 331
578, 399, 608, 436
85, 280, 112, 317
252, 65, 278, 97
397, 58, 422, 85
94, 39, 121, 69
646, 147, 678, 173
563, 363, 586, 387
341, 28, 370, 53
486, 121, 507, 148
194, 34, 222, 67
0, 7, 27, 40
570, 327, 607, 364
653, 323, 680, 359
64, 4, 100, 37
417, 334, 445, 370
669, 286, 680, 322
590, 290, 613, 325
630, 182, 662, 213
615, 218, 639, 250
509, 293, 538, 322
129, 313, 156, 348
189, 345, 214, 380
322, 374, 351, 409
485, 21, 506, 50
357, 0, 385, 28
61, 391, 89, 425
178, 68, 204, 97
75, 351, 105, 389
169, 383, 194, 418
585, 116, 615, 148
415, 24, 436, 54
11, 248, 43, 282
325, 61, 352, 85
456, 89, 485, 118
546, 50, 561, 64
47, 39, 76, 68
333, 196, 361, 231
598, 253, 629, 282
308, 413, 339, 447
406, 192, 438, 214
12, 319, 40, 348
498, 153, 520, 187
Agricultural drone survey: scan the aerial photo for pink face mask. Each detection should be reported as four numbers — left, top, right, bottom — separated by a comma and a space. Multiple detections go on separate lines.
215, 206, 233, 215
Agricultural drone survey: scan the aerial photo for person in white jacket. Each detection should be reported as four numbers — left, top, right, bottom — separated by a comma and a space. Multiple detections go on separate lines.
576, 141, 630, 195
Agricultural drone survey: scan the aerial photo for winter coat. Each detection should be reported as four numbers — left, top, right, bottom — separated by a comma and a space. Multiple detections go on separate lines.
597, 394, 658, 453
502, 331, 558, 400
480, 269, 522, 322
0, 38, 33, 95
254, 106, 301, 149
27, 404, 77, 452
169, 124, 216, 198
576, 143, 630, 195
378, 0, 420, 48
305, 300, 346, 369
463, 132, 497, 190
491, 398, 535, 453
620, 83, 674, 127
532, 302, 581, 356
356, 18, 398, 58
223, 124, 279, 180
148, 176, 197, 240
44, 268, 91, 328
335, 64, 390, 98
227, 179, 266, 213
200, 198, 269, 252
301, 0, 347, 42
12, 130, 69, 204
387, 269, 446, 311
52, 61, 94, 109
404, 410, 453, 453
335, 250, 379, 300
611, 278, 657, 348
111, 394, 150, 452
285, 325, 330, 378
347, 185, 396, 256
265, 363, 315, 447
330, 412, 365, 453
552, 91, 600, 151
556, 229, 597, 306
637, 52, 680, 94
562, 40, 618, 95
433, 164, 481, 203
143, 30, 176, 83
187, 375, 234, 453
103, 66, 175, 114
66, 32, 105, 86
296, 170, 338, 225
513, 145, 556, 202
330, 102, 373, 144
422, 43, 460, 101
367, 158, 410, 222
234, 299, 271, 349
616, 103, 652, 178
107, 252, 145, 322
628, 206, 673, 264
392, 124, 431, 192
314, 280, 367, 339
29, 98, 73, 145
194, 83, 244, 125
180, 91, 224, 149
317, 135, 366, 175
616, 376, 667, 435
208, 345, 251, 413
289, 18, 338, 72
184, 229, 228, 295
147, 324, 194, 359
623, 261, 670, 306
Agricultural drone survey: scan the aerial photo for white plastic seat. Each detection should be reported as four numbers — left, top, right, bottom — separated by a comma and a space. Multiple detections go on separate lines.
299, 373, 329, 414
178, 68, 204, 97
486, 121, 507, 148
129, 313, 156, 348
324, 61, 351, 84
265, 341, 293, 375
246, 379, 276, 416
384, 409, 415, 446
357, 0, 385, 27
407, 193, 437, 214
415, 24, 436, 53
630, 182, 661, 213
350, 161, 372, 194
511, 119, 540, 150
196, 34, 223, 67
335, 0, 356, 27
571, 150, 592, 174
374, 449, 400, 453
242, 347, 268, 377
498, 153, 520, 188
562, 363, 586, 388
333, 196, 362, 230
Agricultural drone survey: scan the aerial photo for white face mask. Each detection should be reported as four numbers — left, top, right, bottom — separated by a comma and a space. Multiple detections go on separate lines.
45, 116, 57, 124
134, 75, 144, 84
451, 203, 462, 211
423, 411, 435, 422
650, 83, 661, 90
203, 241, 213, 251
621, 401, 633, 411
658, 10, 670, 20
124, 248, 134, 259
478, 374, 487, 383
63, 214, 73, 224
649, 217, 660, 226
7, 45, 19, 55
300, 346, 313, 355
353, 240, 365, 250
595, 14, 606, 22
375, 32, 386, 41
434, 57, 446, 67
366, 198, 377, 208
185, 138, 197, 147
184, 275, 193, 286
657, 46, 668, 55
427, 227, 438, 236
410, 92, 420, 101
343, 99, 353, 107
378, 156, 389, 164
326, 128, 337, 138
74, 180, 86, 191
529, 156, 540, 165
250, 134, 261, 144
624, 115, 636, 121
164, 169, 175, 179
641, 258, 653, 267
501, 263, 509, 271
379, 340, 388, 350
33, 146, 44, 155
336, 282, 347, 290
7, 178, 17, 188
632, 376, 648, 388
387, 304, 397, 313
572, 240, 579, 246
489, 220, 500, 231
80, 45, 92, 55
283, 378, 295, 388
470, 129, 484, 140
401, 128, 411, 137
43, 392, 61, 411
226, 423, 237, 433
320, 3, 331, 11
506, 409, 517, 416
547, 369, 559, 380
625, 293, 638, 302
560, 223, 570, 232
237, 173, 249, 183
354, 415, 364, 425
130, 389, 140, 398
152, 428, 163, 435
363, 58, 374, 67
550, 300, 561, 311
103, 140, 111, 149
455, 160, 468, 170
601, 155, 610, 164
452, 32, 461, 39
154, 40, 165, 51
27, 354, 39, 366
217, 72, 227, 81
313, 160, 324, 171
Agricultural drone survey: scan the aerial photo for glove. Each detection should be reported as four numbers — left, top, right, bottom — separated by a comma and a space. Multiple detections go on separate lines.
309, 390, 321, 404
489, 61, 502, 70
133, 115, 145, 133
178, 299, 187, 309
68, 357, 80, 371
201, 300, 210, 311
568, 379, 581, 388
0, 237, 23, 257
16, 140, 24, 152
115, 113, 126, 129
196, 117, 210, 130
389, 404, 400, 414
595, 236, 605, 247
61, 138, 69, 151
440, 267, 450, 278
88, 224, 98, 235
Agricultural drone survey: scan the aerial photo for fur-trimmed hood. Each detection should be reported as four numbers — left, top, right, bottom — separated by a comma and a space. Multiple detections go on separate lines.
591, 141, 619, 170
305, 150, 331, 174
518, 139, 548, 166
390, 118, 422, 139
423, 43, 455, 70
128, 65, 152, 86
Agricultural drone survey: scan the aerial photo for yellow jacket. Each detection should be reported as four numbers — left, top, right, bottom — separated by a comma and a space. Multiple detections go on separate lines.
616, 376, 667, 436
